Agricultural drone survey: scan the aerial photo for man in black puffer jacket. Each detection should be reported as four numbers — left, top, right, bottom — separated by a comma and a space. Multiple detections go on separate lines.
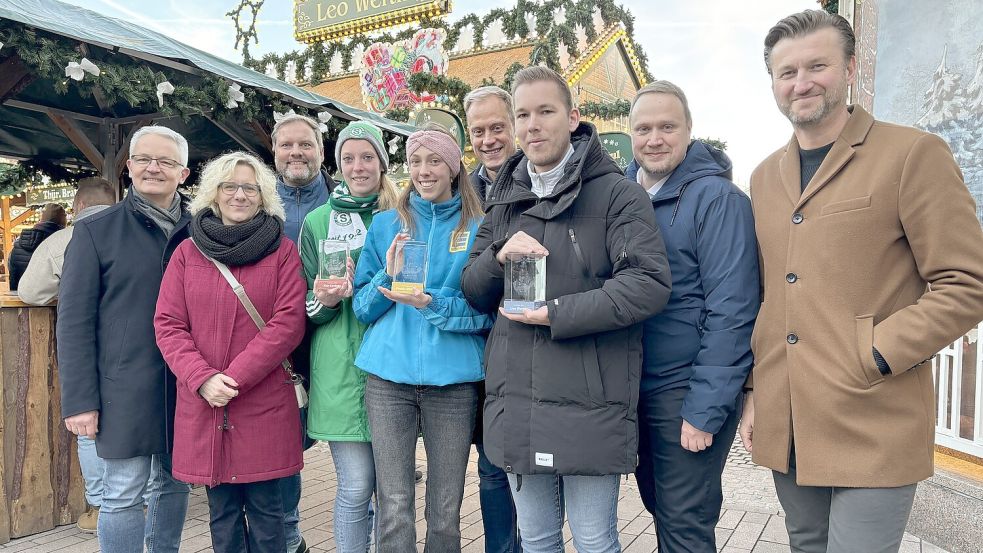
461, 66, 672, 552
7, 203, 66, 290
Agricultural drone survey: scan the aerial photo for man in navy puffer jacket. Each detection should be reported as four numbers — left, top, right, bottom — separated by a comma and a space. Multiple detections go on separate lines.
627, 81, 760, 553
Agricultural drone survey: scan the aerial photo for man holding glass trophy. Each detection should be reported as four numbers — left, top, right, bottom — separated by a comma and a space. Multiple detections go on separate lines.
462, 66, 672, 552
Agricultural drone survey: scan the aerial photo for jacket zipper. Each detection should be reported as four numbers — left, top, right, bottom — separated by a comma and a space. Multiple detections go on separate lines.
568, 228, 590, 277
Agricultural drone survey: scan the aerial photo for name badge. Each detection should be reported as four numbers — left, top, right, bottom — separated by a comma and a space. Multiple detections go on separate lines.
449, 231, 470, 253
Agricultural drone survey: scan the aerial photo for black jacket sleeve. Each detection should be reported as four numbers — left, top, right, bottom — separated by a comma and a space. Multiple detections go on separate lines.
56, 222, 103, 419
461, 208, 508, 314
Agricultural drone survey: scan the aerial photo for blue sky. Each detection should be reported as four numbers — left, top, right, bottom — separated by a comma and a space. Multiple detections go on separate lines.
61, 0, 818, 185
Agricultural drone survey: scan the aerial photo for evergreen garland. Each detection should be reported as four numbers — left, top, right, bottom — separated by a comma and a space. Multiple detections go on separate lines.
580, 99, 630, 120
243, 0, 653, 85
820, 0, 839, 15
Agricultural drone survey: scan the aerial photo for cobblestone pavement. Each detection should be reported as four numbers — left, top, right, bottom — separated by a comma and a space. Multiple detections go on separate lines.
0, 441, 950, 552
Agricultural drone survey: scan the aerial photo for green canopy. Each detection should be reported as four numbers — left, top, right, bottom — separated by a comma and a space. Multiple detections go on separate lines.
0, 0, 414, 186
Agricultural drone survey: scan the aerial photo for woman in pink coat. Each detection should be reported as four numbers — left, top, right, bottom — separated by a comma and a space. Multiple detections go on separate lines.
155, 151, 306, 553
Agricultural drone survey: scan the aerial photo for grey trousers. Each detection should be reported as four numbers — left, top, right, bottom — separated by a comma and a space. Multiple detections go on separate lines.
773, 454, 917, 553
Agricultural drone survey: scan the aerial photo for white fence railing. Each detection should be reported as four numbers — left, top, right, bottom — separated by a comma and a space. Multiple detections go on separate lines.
933, 324, 983, 459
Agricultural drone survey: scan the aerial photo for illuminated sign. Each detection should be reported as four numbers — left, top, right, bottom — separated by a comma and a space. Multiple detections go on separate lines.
294, 0, 452, 43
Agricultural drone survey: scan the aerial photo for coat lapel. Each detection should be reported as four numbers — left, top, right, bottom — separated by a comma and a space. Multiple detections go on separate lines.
797, 106, 876, 208
778, 136, 802, 206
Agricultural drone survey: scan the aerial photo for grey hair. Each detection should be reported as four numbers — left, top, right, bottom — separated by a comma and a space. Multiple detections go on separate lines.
190, 151, 286, 222
631, 80, 693, 129
764, 9, 856, 74
464, 86, 515, 124
510, 66, 575, 112
130, 125, 189, 165
271, 113, 324, 155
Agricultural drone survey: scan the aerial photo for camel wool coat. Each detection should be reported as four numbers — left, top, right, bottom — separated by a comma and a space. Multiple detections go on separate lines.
749, 106, 983, 487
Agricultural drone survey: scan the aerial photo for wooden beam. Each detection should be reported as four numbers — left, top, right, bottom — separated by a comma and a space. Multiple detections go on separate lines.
0, 57, 33, 104
9, 209, 35, 229
45, 112, 104, 173
114, 119, 153, 176
205, 115, 261, 157
250, 121, 273, 152
4, 100, 105, 125
114, 112, 167, 124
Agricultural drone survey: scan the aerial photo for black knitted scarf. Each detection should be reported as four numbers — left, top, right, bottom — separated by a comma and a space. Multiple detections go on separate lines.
191, 210, 283, 266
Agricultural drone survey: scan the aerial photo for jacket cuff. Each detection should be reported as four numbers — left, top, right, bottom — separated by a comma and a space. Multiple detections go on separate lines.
872, 347, 892, 376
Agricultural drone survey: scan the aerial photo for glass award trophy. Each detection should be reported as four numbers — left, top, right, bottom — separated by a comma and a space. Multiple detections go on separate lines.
504, 253, 546, 313
392, 240, 428, 294
316, 239, 349, 292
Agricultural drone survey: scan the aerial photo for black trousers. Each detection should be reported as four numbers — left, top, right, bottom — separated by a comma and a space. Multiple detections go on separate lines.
206, 477, 286, 553
635, 385, 739, 553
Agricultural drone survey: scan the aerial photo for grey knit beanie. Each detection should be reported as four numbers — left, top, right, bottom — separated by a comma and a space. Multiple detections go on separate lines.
334, 121, 390, 172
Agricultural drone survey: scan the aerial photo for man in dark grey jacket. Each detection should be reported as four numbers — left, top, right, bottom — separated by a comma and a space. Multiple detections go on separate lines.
58, 126, 192, 553
461, 66, 671, 553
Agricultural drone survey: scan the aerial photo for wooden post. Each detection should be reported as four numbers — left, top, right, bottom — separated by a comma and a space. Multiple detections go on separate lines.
0, 299, 86, 543
1, 198, 36, 262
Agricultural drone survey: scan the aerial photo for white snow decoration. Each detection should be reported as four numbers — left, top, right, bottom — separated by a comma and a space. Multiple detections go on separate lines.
156, 81, 174, 106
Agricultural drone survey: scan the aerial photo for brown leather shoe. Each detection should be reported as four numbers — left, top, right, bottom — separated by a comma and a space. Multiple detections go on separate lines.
76, 507, 98, 533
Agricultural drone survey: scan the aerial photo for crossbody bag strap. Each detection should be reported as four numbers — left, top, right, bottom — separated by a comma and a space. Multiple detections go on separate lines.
193, 240, 297, 377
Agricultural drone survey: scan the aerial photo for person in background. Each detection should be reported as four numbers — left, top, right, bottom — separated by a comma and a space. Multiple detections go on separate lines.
58, 125, 193, 553
353, 124, 490, 553
272, 112, 336, 553
742, 10, 983, 553
626, 80, 759, 553
463, 85, 522, 553
7, 202, 66, 291
299, 121, 399, 552
18, 177, 117, 533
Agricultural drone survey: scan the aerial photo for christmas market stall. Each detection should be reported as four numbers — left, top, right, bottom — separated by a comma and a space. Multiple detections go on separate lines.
0, 0, 413, 542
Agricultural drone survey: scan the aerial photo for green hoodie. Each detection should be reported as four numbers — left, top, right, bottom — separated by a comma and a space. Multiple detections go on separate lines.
299, 185, 379, 441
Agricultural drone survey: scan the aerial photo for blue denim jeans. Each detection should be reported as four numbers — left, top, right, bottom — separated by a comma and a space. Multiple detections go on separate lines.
280, 473, 302, 551
329, 441, 376, 553
364, 375, 477, 553
477, 443, 522, 553
77, 435, 105, 507
507, 473, 621, 553
99, 453, 191, 553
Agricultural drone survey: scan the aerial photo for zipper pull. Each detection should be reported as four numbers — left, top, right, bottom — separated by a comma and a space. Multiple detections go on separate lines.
222, 407, 229, 430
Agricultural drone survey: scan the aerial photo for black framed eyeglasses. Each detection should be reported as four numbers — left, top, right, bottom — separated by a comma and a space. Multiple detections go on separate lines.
129, 155, 183, 170
219, 182, 261, 197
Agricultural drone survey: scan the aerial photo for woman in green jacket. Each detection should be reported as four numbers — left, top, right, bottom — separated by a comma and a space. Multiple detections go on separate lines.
299, 121, 399, 553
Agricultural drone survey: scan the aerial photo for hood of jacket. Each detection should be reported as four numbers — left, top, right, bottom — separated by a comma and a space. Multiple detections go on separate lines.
626, 140, 733, 201
486, 122, 624, 219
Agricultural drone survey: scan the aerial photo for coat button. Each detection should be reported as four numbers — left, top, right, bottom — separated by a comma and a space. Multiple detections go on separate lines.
231, 475, 236, 481
791, 213, 804, 224
785, 273, 798, 283
787, 333, 799, 344
505, 465, 513, 472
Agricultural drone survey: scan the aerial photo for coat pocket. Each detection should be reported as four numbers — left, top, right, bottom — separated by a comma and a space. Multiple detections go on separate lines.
583, 339, 606, 409
820, 195, 871, 216
855, 315, 885, 388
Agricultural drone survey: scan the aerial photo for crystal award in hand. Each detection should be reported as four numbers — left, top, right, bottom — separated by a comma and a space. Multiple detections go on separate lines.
504, 253, 546, 313
317, 239, 349, 292
392, 240, 428, 294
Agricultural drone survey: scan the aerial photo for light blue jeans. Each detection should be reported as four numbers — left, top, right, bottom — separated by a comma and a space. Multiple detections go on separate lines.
99, 453, 191, 553
507, 473, 622, 553
77, 436, 105, 507
329, 441, 376, 553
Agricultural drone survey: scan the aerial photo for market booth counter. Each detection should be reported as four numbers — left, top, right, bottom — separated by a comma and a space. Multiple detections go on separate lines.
0, 292, 86, 543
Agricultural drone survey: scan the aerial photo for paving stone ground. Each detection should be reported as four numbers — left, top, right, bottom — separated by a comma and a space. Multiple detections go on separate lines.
0, 441, 950, 552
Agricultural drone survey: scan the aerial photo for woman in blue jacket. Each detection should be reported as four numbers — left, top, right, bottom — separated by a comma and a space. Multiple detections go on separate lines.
353, 124, 491, 553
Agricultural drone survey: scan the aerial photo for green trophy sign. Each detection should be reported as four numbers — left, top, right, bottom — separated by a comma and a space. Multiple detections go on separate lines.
599, 132, 633, 172
414, 108, 466, 148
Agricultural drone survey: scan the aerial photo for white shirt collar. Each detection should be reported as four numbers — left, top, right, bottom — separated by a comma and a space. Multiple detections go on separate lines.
527, 145, 576, 198
636, 169, 671, 198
